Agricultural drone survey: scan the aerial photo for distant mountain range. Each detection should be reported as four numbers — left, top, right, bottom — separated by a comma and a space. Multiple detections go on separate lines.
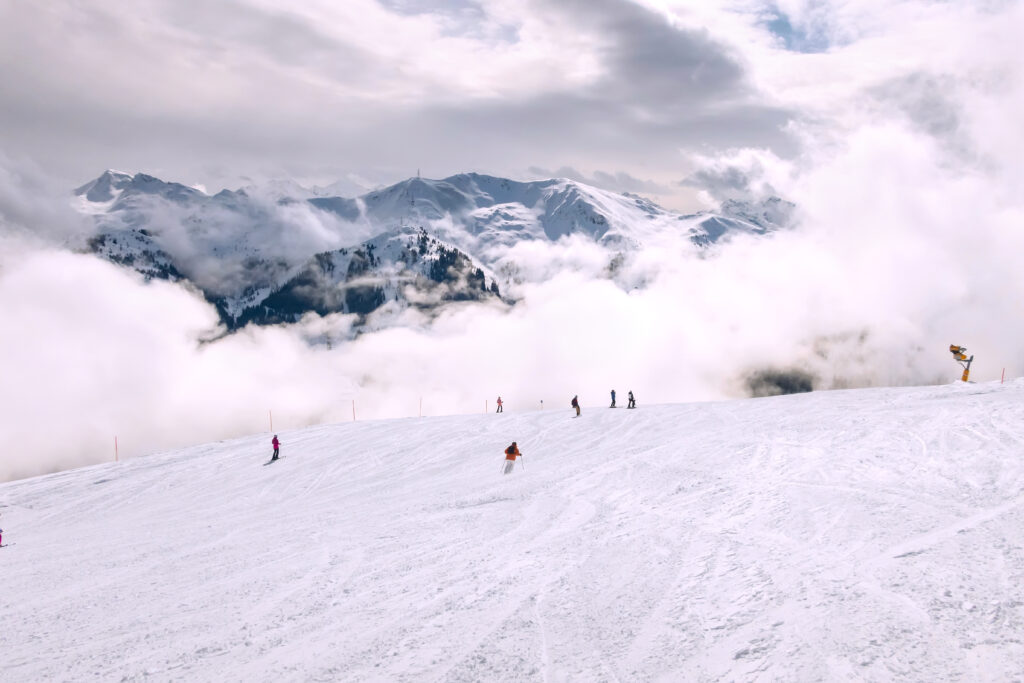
73, 170, 793, 332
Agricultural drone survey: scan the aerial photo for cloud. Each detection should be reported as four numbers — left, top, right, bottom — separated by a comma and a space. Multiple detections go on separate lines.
2, 0, 1024, 483
376, 0, 515, 40
0, 240, 368, 482
4, 98, 1024, 482
0, 153, 90, 244
527, 166, 670, 195
535, 0, 748, 105
103, 190, 379, 297
679, 147, 792, 204
0, 0, 794, 211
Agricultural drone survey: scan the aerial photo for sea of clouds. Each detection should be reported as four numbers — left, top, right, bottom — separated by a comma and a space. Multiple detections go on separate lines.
2, 0, 1022, 481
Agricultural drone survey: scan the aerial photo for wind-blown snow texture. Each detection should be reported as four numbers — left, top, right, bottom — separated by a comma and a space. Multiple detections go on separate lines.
2, 382, 1022, 681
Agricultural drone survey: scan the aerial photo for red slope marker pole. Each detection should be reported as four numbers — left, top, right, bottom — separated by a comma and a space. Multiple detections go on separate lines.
114, 436, 118, 463
1002, 368, 1006, 384
352, 400, 356, 422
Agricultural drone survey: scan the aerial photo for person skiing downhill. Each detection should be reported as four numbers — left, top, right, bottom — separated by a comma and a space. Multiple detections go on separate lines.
496, 396, 503, 413
571, 395, 580, 417
271, 435, 281, 461
503, 442, 521, 474
0, 528, 3, 547
610, 389, 616, 408
627, 390, 636, 409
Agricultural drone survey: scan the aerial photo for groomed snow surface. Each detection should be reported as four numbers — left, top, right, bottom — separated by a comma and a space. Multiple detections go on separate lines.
2, 382, 1024, 681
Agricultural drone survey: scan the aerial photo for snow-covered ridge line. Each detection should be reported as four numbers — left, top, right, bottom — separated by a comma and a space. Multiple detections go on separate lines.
72, 169, 793, 333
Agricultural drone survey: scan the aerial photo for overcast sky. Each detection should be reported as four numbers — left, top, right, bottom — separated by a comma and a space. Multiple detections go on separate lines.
4, 0, 1005, 208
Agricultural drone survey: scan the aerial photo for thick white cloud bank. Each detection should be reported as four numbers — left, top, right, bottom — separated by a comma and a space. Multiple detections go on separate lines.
3, 115, 1022, 481
0, 244, 362, 480
2, 0, 1024, 481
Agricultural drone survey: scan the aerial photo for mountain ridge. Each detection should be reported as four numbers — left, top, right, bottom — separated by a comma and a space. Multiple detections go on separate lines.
73, 170, 793, 333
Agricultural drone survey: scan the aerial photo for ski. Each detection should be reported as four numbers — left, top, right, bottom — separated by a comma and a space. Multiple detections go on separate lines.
263, 457, 285, 466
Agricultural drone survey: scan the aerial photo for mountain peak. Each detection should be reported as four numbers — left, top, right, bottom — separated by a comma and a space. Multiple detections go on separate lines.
75, 168, 793, 333
74, 169, 135, 202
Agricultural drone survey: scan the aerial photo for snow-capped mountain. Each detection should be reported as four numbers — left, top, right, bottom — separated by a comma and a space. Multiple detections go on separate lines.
73, 170, 792, 331
310, 172, 791, 255
221, 226, 500, 328
685, 196, 795, 246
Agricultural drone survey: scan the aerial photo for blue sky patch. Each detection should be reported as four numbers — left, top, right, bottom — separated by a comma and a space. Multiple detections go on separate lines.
765, 11, 830, 53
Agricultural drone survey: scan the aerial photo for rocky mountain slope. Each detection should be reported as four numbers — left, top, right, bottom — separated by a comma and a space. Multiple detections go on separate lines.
73, 170, 792, 332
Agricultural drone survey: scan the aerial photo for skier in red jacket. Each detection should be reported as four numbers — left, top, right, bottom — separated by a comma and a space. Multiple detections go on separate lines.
503, 442, 521, 474
271, 435, 280, 461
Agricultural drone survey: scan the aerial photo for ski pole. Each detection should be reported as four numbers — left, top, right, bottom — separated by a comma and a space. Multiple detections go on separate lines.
519, 453, 525, 470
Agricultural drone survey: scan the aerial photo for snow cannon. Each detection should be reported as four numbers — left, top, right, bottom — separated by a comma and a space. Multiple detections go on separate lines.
949, 344, 973, 382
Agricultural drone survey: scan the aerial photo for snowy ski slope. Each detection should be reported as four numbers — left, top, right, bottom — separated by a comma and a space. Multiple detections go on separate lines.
2, 381, 1023, 681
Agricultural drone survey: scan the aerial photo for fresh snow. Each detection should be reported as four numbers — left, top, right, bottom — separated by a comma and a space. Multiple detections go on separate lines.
2, 381, 1023, 681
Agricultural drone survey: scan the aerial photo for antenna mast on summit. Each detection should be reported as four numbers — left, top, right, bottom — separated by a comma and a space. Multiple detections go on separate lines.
410, 171, 416, 223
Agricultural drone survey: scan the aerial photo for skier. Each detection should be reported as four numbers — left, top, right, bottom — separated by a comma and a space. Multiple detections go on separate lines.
610, 389, 616, 408
503, 442, 521, 474
496, 396, 503, 413
0, 527, 3, 547
571, 395, 580, 417
271, 434, 281, 461
627, 390, 636, 409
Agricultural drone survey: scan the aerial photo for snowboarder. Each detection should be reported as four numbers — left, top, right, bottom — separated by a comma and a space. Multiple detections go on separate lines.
496, 396, 503, 413
571, 395, 580, 417
610, 389, 616, 408
503, 442, 521, 474
271, 434, 281, 461
627, 391, 636, 409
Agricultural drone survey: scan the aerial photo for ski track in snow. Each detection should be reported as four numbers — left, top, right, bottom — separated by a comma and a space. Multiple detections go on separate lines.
2, 381, 1024, 681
